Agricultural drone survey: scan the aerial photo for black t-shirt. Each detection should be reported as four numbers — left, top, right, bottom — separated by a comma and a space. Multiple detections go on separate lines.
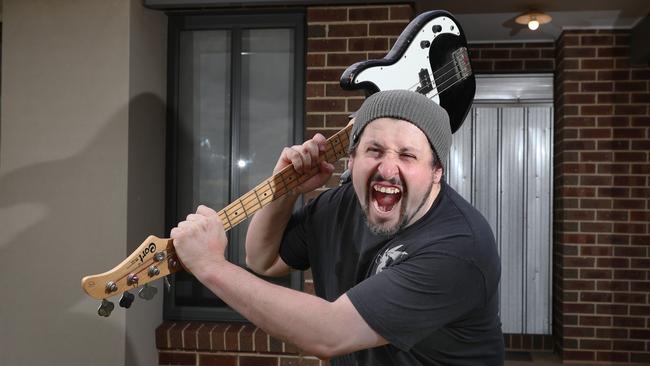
280, 182, 504, 365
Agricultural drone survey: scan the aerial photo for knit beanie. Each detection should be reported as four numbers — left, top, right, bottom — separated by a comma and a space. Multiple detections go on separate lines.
349, 90, 452, 171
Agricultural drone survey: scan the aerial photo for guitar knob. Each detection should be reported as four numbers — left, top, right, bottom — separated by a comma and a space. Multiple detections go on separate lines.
148, 266, 160, 277
420, 40, 431, 49
127, 274, 139, 286
154, 252, 166, 262
105, 281, 118, 293
432, 24, 442, 33
119, 291, 135, 308
138, 284, 158, 301
97, 299, 115, 317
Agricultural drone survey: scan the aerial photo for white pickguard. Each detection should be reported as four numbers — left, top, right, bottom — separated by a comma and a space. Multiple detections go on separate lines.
353, 16, 461, 105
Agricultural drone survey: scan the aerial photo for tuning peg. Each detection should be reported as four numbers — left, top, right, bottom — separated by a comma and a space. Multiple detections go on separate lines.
119, 291, 135, 308
138, 284, 158, 301
97, 299, 115, 317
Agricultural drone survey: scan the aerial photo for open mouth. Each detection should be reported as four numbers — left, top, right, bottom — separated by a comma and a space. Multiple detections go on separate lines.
371, 184, 402, 213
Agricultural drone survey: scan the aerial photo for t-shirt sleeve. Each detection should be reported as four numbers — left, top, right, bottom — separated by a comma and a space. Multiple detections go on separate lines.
346, 251, 486, 351
278, 206, 311, 271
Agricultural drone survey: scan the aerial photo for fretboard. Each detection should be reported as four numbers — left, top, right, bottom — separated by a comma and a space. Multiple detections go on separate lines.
217, 123, 353, 231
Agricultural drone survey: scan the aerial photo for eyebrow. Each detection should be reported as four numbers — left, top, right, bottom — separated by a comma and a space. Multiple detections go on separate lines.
365, 139, 422, 154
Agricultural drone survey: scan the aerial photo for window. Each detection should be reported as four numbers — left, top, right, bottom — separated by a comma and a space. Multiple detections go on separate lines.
164, 11, 305, 321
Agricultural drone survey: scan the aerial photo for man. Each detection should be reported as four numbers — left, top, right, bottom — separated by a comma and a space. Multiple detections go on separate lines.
171, 90, 504, 365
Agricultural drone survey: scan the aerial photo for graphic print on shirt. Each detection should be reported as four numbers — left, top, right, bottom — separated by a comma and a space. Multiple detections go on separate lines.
375, 244, 408, 274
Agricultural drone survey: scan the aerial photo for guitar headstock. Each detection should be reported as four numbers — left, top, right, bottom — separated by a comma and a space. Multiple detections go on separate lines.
81, 235, 180, 316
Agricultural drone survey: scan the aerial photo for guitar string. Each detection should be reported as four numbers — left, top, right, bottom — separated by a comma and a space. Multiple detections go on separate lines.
403, 56, 460, 91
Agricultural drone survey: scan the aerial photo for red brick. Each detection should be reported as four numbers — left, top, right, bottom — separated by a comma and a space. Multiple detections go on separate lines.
613, 175, 646, 186
597, 187, 629, 197
579, 199, 610, 209
614, 245, 647, 256
614, 269, 646, 280
597, 93, 629, 104
596, 211, 628, 221
615, 104, 648, 115
307, 84, 325, 98
581, 59, 614, 69
597, 115, 629, 127
224, 324, 242, 350
598, 70, 630, 80
596, 328, 630, 340
598, 47, 628, 58
307, 54, 326, 68
580, 268, 612, 279
579, 175, 610, 185
307, 68, 346, 83
580, 292, 612, 302
368, 22, 409, 36
630, 305, 650, 316
308, 39, 346, 53
581, 245, 613, 256
564, 93, 595, 104
389, 5, 412, 20
597, 280, 629, 291
199, 354, 237, 366
169, 322, 190, 348
597, 140, 629, 149
159, 352, 196, 365
327, 52, 367, 67
308, 25, 326, 38
597, 163, 629, 174
596, 352, 630, 363
183, 322, 202, 350
615, 81, 648, 92
631, 69, 650, 79
581, 82, 613, 92
582, 35, 613, 46
210, 324, 228, 351
307, 8, 347, 22
564, 47, 597, 58
613, 316, 646, 327
565, 256, 595, 267
613, 199, 644, 209
580, 128, 611, 139
564, 350, 595, 361
581, 339, 612, 349
613, 340, 645, 351
581, 105, 613, 115
349, 7, 388, 21
156, 322, 174, 349
280, 357, 321, 366
306, 98, 346, 112
240, 355, 279, 366
596, 305, 629, 316
480, 49, 509, 59
596, 258, 630, 269
198, 324, 216, 351
565, 280, 595, 290
348, 37, 389, 51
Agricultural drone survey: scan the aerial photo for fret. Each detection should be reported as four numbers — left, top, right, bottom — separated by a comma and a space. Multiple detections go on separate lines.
211, 123, 353, 234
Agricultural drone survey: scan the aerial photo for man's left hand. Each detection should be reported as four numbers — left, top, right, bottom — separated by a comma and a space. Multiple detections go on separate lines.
170, 205, 228, 277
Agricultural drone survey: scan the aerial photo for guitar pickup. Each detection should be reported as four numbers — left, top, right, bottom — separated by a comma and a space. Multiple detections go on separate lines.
416, 68, 434, 95
453, 47, 472, 80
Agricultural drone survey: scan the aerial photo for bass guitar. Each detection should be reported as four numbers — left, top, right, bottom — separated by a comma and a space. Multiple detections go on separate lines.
81, 9, 475, 317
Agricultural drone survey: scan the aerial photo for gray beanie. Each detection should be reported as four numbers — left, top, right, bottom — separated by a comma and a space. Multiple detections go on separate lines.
350, 90, 452, 171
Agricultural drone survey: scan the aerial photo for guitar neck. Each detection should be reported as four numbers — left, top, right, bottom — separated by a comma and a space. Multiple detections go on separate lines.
216, 123, 352, 231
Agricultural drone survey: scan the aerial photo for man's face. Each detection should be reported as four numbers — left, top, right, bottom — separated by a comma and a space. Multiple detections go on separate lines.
348, 117, 443, 236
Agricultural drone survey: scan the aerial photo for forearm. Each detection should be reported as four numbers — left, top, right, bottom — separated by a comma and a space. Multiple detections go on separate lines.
197, 261, 384, 359
245, 192, 298, 275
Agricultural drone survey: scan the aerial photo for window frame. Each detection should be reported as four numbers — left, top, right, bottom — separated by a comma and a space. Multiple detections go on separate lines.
164, 10, 306, 322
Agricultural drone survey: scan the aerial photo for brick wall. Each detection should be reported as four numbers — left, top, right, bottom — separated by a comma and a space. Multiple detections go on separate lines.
468, 42, 555, 73
554, 29, 650, 363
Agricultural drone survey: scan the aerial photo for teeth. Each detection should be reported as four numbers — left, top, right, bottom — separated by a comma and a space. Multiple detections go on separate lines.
373, 185, 401, 194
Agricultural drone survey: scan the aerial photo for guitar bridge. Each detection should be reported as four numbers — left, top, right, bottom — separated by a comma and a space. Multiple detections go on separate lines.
453, 47, 472, 80
416, 68, 434, 95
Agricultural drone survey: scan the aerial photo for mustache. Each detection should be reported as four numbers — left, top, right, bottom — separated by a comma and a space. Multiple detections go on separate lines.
370, 172, 402, 186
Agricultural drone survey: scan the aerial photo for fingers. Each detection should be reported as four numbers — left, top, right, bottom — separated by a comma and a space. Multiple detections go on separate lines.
281, 134, 327, 174
196, 205, 217, 217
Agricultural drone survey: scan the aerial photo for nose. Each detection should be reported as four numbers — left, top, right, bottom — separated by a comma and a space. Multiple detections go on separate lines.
377, 156, 399, 180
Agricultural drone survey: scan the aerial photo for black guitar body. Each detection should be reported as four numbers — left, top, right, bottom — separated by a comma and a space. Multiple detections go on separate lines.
340, 10, 475, 133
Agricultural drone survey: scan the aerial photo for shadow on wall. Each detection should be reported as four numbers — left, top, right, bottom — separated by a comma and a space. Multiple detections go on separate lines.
0, 93, 166, 366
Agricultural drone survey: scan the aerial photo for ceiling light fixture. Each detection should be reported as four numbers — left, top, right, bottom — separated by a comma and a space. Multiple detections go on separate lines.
515, 11, 552, 31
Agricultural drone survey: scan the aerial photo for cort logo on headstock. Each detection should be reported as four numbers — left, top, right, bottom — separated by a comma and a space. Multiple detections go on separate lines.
138, 243, 157, 263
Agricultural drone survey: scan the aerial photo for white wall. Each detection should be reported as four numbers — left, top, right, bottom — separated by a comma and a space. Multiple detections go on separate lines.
0, 1, 166, 365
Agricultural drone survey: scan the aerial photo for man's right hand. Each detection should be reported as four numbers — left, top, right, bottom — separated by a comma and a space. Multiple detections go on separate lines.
273, 133, 335, 194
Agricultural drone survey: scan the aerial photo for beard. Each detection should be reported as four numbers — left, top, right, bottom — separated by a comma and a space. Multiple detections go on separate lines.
360, 172, 435, 237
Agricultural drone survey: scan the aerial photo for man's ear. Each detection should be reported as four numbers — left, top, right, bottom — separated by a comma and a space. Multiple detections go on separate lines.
433, 167, 443, 184
348, 154, 354, 171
